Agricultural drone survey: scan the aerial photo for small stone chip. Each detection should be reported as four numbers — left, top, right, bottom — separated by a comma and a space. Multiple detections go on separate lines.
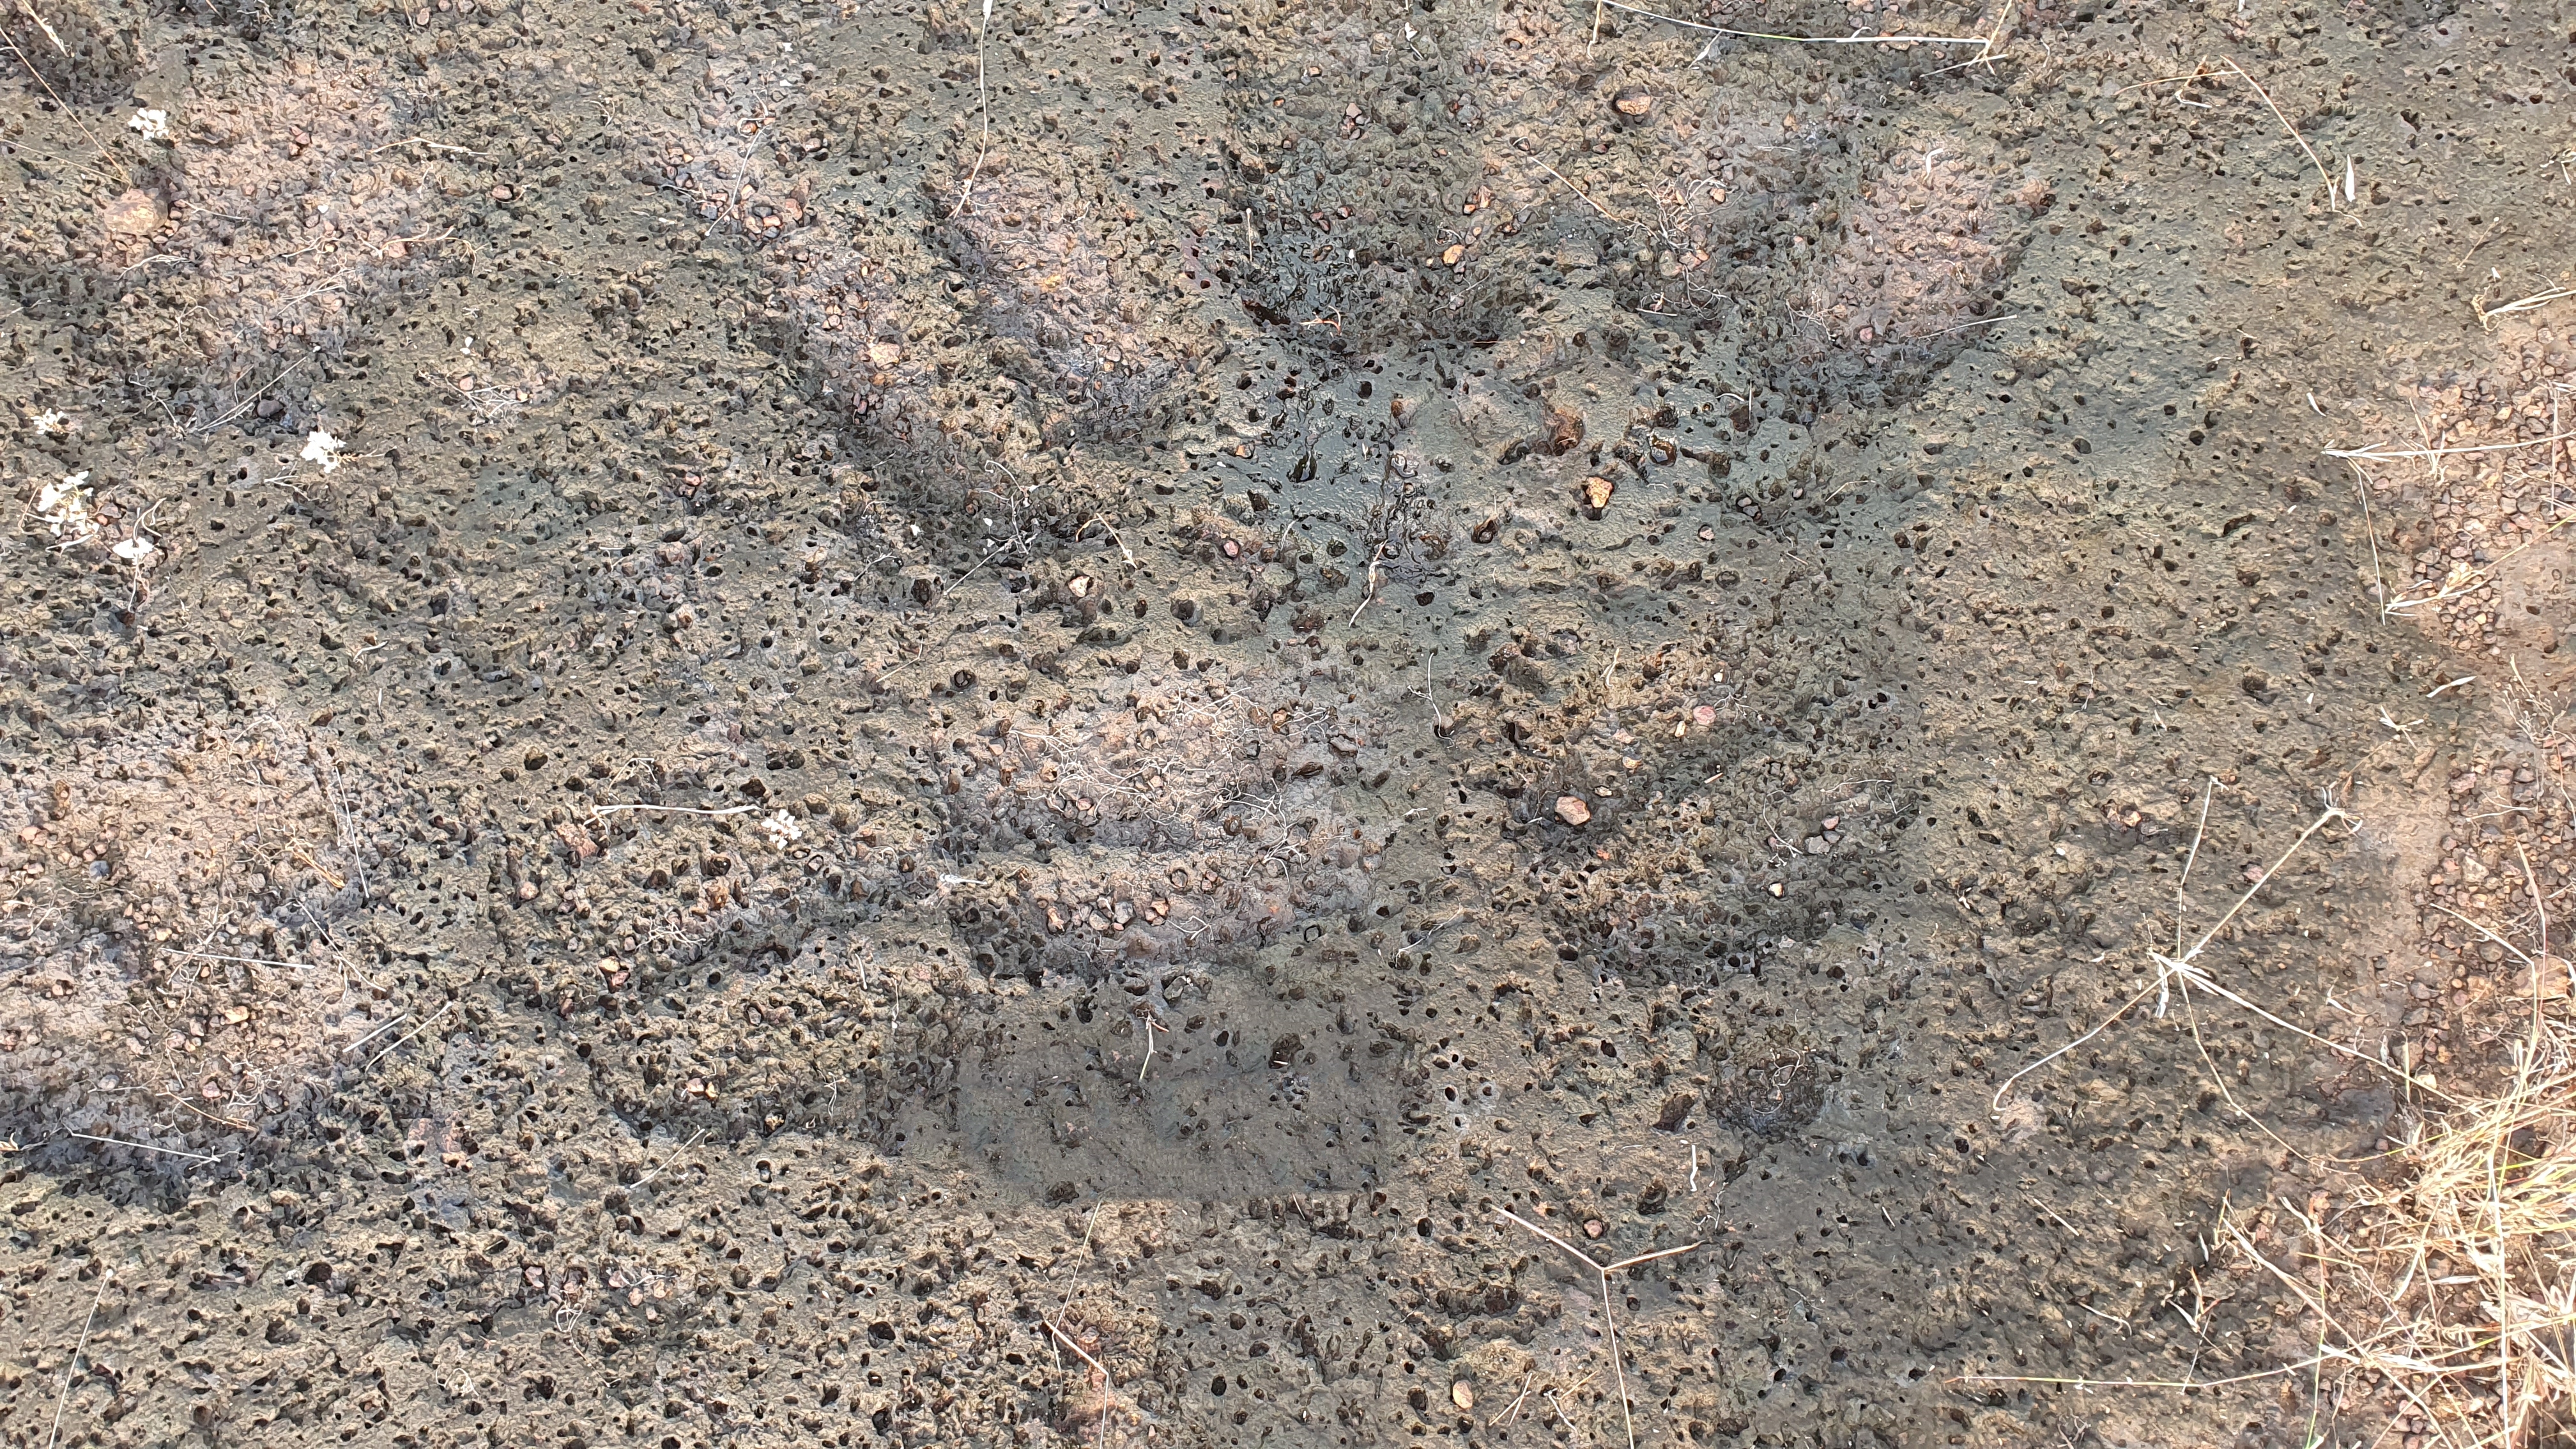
1543, 405, 1585, 455
1555, 795, 1591, 826
1441, 243, 1466, 265
1611, 86, 1655, 118
102, 188, 167, 236
1450, 1382, 1474, 1411
1581, 475, 1615, 513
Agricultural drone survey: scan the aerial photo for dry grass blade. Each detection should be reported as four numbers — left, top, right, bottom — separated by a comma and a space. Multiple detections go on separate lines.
43, 1267, 113, 1449
2477, 286, 2576, 330
1041, 1315, 1124, 1449
1593, 0, 1995, 49
2221, 848, 2576, 1448
2120, 59, 2336, 208
1526, 156, 1629, 226
2350, 460, 2395, 613
66, 1133, 219, 1163
2326, 431, 2576, 464
1, 6, 131, 189
1495, 1208, 1699, 1449
2214, 57, 2336, 210
364, 999, 453, 1068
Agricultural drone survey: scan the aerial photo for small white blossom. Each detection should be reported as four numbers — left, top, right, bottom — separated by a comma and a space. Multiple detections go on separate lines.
759, 810, 804, 849
111, 535, 155, 564
33, 472, 95, 539
31, 408, 72, 435
127, 109, 171, 142
301, 427, 346, 475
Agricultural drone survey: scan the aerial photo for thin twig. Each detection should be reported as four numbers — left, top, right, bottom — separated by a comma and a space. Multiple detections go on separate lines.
2177, 776, 2218, 957
342, 1011, 410, 1057
1041, 1316, 1120, 1449
1494, 1208, 1699, 1449
588, 802, 760, 822
159, 947, 319, 974
42, 1267, 112, 1449
66, 1133, 218, 1163
2214, 57, 2336, 209
1924, 312, 2020, 338
2326, 431, 2576, 464
1077, 515, 1137, 567
954, 0, 994, 215
1528, 157, 1629, 225
364, 999, 452, 1068
1958, 1357, 2335, 1392
363, 135, 493, 158
1593, 0, 1993, 47
191, 351, 319, 436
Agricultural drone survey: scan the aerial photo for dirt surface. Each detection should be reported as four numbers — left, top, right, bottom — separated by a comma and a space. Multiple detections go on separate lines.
1, 0, 2572, 1445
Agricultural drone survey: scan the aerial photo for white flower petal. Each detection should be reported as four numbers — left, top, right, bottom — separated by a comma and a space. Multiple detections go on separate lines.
301, 428, 346, 474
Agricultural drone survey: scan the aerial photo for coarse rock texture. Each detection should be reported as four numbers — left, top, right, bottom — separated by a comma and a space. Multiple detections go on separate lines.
0, 0, 2570, 1446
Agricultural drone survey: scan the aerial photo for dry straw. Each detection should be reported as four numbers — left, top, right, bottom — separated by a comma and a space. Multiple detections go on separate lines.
1976, 794, 2576, 1446
2234, 847, 2576, 1449
1495, 1208, 1700, 1449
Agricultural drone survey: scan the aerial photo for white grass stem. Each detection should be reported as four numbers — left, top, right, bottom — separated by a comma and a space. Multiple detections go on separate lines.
66, 1133, 217, 1163
364, 999, 452, 1068
588, 803, 759, 822
1494, 1208, 1698, 1449
161, 947, 318, 974
2327, 431, 2576, 464
1593, 0, 1991, 46
42, 1268, 112, 1449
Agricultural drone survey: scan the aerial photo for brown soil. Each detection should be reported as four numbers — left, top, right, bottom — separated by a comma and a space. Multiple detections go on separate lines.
2, 0, 2571, 1446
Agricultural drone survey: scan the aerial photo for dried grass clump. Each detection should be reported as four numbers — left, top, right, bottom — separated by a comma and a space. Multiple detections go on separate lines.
2246, 1016, 2576, 1446
1786, 143, 2048, 410
2229, 873, 2576, 1448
